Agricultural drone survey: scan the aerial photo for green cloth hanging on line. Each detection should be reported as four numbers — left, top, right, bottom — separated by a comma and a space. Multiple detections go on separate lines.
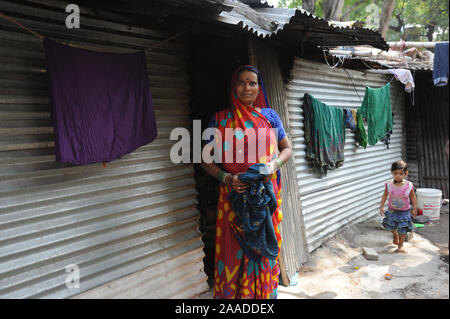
303, 93, 345, 177
355, 111, 368, 149
357, 83, 393, 146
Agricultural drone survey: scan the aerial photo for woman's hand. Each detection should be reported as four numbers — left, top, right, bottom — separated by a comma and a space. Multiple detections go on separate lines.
379, 208, 385, 217
411, 208, 417, 218
230, 172, 249, 194
263, 161, 277, 183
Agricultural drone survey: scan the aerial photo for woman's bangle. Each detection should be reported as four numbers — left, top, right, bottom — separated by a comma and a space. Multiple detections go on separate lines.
217, 170, 225, 183
276, 157, 284, 168
217, 170, 231, 184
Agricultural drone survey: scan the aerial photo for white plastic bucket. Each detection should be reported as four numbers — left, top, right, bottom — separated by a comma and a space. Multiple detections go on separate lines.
416, 188, 442, 220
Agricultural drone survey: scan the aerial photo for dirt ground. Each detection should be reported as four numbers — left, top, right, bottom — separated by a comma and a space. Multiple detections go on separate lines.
197, 205, 449, 299
278, 206, 449, 299
414, 204, 449, 263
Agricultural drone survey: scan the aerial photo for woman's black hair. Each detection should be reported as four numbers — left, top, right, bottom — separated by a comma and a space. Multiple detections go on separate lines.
236, 66, 261, 84
391, 160, 408, 172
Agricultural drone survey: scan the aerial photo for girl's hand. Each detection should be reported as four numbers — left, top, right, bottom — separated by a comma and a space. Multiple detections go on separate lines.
411, 208, 417, 217
379, 208, 385, 217
231, 172, 248, 194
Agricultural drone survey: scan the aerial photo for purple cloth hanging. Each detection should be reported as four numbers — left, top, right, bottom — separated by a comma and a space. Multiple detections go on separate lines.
43, 38, 157, 165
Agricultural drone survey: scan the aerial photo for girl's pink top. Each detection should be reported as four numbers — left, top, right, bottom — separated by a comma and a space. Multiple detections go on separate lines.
386, 180, 413, 211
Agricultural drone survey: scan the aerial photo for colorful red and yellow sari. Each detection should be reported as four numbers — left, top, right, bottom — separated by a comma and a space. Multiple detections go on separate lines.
211, 66, 283, 299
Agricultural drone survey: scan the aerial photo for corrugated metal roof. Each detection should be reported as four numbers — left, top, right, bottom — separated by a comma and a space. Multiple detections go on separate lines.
217, 6, 388, 50
158, 0, 233, 11
371, 60, 433, 71
328, 46, 434, 71
71, 1, 386, 51
239, 0, 273, 8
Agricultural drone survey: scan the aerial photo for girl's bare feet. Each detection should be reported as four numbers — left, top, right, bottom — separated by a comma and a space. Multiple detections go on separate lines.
396, 246, 407, 253
392, 232, 399, 245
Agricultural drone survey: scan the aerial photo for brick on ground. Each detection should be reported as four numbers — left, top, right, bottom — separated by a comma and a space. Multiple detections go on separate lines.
362, 247, 379, 261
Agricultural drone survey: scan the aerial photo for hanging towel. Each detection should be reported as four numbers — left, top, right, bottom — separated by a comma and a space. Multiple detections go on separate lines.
387, 69, 415, 93
358, 83, 393, 146
433, 42, 449, 87
44, 38, 157, 165
303, 93, 345, 177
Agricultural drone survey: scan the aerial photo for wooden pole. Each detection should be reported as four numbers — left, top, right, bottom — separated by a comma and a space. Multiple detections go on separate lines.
388, 41, 448, 49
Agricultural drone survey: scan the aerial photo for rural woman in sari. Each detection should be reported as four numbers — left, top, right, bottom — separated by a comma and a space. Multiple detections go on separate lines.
201, 65, 293, 299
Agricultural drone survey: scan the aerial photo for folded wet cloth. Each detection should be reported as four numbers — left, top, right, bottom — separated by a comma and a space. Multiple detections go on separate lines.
358, 83, 393, 146
433, 42, 449, 87
229, 163, 278, 262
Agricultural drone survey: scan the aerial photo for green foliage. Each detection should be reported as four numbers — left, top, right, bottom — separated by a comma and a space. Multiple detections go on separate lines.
395, 0, 449, 41
276, 0, 323, 15
277, 0, 301, 9
277, 0, 449, 41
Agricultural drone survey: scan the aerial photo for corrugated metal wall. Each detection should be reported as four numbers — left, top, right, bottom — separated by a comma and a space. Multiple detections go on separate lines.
0, 0, 208, 298
404, 103, 420, 189
286, 58, 404, 253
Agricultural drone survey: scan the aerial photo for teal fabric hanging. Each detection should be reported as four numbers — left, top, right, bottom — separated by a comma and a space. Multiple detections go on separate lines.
303, 93, 345, 177
358, 83, 393, 146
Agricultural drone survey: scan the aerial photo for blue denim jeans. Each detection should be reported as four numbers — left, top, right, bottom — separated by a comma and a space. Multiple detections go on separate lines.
228, 163, 278, 261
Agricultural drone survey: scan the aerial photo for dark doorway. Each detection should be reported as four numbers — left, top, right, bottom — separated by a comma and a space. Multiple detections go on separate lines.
188, 30, 249, 287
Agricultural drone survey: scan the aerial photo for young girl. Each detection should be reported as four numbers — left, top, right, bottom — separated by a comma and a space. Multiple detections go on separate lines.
380, 160, 417, 253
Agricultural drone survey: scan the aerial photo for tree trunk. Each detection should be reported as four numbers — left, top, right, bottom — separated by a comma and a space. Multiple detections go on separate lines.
302, 0, 315, 14
379, 0, 396, 39
323, 0, 345, 21
426, 24, 435, 42
389, 13, 403, 33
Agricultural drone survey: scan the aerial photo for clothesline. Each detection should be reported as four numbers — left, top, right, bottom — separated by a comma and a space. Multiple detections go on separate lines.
0, 12, 179, 168
322, 50, 406, 105
0, 10, 189, 52
0, 11, 44, 40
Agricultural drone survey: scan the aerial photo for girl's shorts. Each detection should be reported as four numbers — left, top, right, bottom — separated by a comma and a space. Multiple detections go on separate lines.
382, 209, 413, 234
